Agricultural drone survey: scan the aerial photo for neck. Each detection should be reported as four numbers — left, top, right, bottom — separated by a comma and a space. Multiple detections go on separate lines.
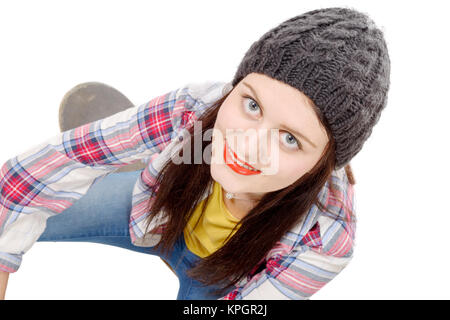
222, 192, 258, 220
224, 190, 262, 202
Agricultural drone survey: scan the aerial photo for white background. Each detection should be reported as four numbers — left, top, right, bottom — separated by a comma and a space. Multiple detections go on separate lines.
0, 0, 449, 299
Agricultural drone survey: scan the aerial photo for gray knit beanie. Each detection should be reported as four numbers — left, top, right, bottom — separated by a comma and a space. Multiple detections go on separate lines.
231, 7, 391, 170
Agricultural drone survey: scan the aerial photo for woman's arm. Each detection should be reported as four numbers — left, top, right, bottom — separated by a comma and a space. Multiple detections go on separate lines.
219, 170, 357, 300
0, 84, 194, 274
0, 271, 9, 300
220, 220, 355, 300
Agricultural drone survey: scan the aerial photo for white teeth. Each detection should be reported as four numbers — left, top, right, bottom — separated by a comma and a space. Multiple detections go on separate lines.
229, 146, 259, 172
245, 164, 258, 172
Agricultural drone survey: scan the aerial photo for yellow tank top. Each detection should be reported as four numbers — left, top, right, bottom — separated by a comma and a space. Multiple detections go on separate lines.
183, 180, 241, 258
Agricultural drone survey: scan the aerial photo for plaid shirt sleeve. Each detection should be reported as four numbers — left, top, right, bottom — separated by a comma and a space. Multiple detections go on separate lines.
0, 85, 190, 273
219, 174, 356, 300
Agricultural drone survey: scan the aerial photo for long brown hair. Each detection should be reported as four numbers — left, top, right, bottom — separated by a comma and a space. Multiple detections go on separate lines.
143, 85, 356, 296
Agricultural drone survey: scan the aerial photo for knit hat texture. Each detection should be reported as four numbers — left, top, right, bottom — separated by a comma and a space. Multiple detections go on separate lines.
231, 7, 391, 170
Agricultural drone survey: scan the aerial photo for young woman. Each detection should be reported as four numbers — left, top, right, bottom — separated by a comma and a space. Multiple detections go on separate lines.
0, 7, 390, 300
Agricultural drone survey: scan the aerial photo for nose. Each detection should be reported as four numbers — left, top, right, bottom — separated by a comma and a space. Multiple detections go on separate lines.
227, 129, 274, 167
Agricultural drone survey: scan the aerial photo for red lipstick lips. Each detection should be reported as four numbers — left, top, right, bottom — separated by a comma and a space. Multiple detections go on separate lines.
224, 139, 261, 176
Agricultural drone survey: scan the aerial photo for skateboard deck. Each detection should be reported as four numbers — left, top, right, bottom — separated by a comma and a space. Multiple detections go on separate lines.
59, 82, 146, 172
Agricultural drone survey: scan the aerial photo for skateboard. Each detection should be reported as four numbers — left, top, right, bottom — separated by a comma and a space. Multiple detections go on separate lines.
59, 82, 146, 173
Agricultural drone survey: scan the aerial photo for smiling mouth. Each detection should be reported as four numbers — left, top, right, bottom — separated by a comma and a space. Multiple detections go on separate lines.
223, 138, 261, 175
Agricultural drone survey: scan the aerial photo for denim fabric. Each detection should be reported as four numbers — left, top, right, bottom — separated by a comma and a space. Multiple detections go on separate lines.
37, 169, 224, 300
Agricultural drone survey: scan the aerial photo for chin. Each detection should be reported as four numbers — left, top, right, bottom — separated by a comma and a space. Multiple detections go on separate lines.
210, 162, 239, 192
210, 161, 227, 183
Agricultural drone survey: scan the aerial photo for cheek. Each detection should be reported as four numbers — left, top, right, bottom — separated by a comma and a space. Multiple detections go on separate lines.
212, 105, 230, 151
216, 98, 250, 131
217, 102, 237, 128
273, 157, 310, 187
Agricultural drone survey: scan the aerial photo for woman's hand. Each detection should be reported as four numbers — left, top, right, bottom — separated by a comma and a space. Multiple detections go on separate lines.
0, 271, 9, 300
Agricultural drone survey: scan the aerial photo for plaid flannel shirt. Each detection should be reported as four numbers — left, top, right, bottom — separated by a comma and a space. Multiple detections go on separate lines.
0, 80, 356, 299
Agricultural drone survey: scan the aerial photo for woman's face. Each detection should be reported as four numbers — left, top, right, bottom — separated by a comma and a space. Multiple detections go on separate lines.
210, 72, 329, 200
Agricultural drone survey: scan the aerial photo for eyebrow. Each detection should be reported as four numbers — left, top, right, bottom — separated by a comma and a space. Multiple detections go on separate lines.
242, 81, 317, 149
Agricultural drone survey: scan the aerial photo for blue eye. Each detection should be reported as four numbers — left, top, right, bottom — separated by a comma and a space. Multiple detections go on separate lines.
281, 132, 300, 150
241, 95, 302, 151
243, 97, 261, 115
